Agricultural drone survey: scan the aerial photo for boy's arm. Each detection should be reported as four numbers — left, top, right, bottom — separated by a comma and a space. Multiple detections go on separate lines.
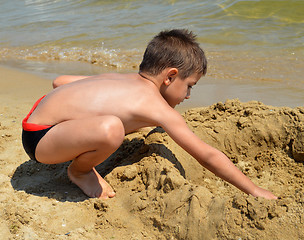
158, 108, 277, 199
53, 75, 91, 88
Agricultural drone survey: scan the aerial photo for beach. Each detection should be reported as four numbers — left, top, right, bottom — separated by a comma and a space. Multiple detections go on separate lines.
1, 0, 304, 239
0, 65, 303, 239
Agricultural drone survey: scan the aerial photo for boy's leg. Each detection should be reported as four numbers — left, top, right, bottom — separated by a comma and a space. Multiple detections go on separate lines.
35, 115, 125, 199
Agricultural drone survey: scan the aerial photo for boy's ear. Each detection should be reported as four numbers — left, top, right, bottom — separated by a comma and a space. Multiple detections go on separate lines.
164, 78, 171, 86
164, 68, 178, 85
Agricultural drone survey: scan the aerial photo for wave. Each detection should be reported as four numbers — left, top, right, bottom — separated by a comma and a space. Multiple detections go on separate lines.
0, 45, 143, 70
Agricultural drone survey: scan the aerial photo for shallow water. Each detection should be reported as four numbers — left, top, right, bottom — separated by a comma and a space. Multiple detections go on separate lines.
0, 0, 303, 107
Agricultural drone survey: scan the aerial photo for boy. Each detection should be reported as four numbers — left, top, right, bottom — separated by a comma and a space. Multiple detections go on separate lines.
22, 29, 277, 200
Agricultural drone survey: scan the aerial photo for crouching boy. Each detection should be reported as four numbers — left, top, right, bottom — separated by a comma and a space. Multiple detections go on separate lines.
22, 29, 277, 200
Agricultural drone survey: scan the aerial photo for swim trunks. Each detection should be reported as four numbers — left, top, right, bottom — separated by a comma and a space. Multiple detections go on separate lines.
22, 96, 54, 161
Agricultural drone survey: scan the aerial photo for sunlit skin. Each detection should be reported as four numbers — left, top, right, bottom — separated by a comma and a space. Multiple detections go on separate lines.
28, 68, 277, 200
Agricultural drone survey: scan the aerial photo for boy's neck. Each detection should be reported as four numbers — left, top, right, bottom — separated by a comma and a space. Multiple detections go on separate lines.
138, 72, 150, 81
138, 72, 162, 90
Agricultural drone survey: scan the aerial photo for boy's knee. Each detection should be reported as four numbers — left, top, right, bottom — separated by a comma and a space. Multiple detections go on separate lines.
98, 116, 125, 149
52, 77, 62, 88
52, 75, 69, 88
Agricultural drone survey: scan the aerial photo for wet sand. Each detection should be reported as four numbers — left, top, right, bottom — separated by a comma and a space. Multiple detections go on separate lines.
0, 65, 303, 239
1, 47, 303, 110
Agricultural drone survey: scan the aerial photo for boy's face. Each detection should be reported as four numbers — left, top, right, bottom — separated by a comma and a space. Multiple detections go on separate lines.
160, 72, 202, 108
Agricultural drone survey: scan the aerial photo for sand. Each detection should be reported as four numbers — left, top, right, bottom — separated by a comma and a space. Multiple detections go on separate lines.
0, 65, 303, 240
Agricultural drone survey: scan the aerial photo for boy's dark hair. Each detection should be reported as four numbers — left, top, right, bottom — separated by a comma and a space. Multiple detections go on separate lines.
139, 29, 207, 79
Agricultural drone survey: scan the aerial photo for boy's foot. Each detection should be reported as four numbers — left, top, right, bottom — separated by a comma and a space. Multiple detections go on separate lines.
67, 166, 115, 199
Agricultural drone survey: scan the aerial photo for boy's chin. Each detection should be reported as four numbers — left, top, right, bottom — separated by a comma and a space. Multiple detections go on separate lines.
168, 101, 181, 108
175, 102, 183, 107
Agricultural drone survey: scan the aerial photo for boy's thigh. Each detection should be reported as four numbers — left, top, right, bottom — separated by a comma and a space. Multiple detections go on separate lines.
35, 116, 124, 164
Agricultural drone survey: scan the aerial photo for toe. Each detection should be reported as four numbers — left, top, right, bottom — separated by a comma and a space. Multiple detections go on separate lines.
108, 191, 116, 198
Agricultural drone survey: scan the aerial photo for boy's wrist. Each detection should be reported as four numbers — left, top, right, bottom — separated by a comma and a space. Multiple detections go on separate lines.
248, 185, 278, 199
248, 184, 260, 197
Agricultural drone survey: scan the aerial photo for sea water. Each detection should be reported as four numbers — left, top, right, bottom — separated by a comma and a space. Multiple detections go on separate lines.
0, 0, 303, 107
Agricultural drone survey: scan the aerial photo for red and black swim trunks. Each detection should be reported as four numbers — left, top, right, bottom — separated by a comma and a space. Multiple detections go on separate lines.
22, 96, 54, 161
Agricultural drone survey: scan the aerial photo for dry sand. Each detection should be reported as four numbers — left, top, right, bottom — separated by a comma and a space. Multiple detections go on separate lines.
0, 65, 303, 239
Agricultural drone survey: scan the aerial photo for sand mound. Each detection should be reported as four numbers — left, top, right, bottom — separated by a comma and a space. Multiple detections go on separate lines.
1, 99, 304, 239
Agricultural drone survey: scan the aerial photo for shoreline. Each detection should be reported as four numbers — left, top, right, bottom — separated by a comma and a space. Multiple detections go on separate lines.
1, 60, 303, 111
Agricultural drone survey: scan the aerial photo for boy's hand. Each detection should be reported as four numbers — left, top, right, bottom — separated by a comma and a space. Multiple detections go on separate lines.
251, 186, 278, 200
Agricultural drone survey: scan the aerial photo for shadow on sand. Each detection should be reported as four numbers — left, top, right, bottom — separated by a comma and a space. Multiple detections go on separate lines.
11, 128, 185, 202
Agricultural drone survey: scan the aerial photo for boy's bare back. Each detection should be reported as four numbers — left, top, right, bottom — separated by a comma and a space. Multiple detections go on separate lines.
27, 73, 169, 134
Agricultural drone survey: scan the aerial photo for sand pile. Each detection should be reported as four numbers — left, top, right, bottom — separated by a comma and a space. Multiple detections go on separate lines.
1, 93, 303, 239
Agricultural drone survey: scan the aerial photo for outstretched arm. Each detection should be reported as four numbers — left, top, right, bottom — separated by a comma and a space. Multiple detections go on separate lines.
159, 109, 277, 199
53, 75, 91, 88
